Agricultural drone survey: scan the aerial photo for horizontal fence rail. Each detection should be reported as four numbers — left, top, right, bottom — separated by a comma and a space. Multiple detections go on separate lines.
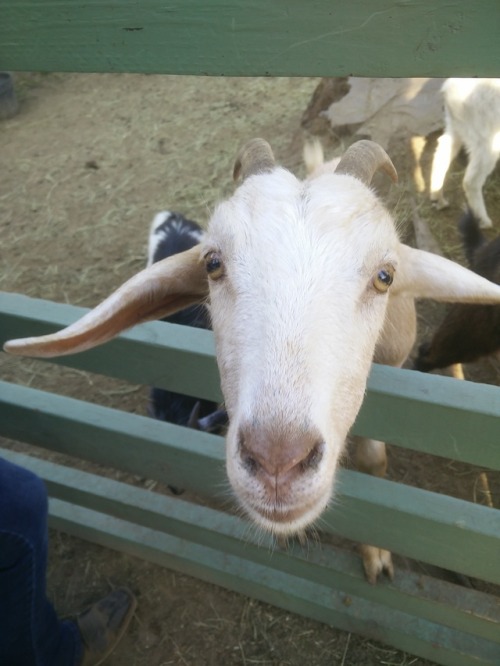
1, 1, 500, 77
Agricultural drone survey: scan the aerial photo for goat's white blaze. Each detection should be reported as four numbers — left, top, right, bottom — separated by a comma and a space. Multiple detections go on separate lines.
204, 168, 399, 534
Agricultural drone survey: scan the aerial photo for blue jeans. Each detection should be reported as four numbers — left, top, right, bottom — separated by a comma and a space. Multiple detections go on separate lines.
0, 456, 82, 665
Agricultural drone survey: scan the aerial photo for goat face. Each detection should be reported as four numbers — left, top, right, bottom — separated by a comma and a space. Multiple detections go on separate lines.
6, 139, 500, 538
204, 166, 399, 533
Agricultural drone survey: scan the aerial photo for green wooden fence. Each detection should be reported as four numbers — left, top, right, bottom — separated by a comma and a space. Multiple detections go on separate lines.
2, 1, 500, 77
1, 2, 500, 664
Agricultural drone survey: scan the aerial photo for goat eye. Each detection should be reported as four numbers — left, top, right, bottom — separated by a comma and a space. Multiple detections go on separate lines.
373, 266, 394, 293
205, 252, 224, 280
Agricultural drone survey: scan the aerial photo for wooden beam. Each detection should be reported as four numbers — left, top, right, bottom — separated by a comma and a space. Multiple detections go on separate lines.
357, 365, 500, 469
1, 1, 500, 78
323, 469, 500, 585
0, 379, 226, 496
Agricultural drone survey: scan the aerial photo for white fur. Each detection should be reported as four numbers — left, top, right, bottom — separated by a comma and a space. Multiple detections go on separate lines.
204, 167, 400, 535
430, 78, 500, 228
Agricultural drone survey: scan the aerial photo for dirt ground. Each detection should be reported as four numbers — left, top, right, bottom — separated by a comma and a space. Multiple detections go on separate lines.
1, 73, 499, 666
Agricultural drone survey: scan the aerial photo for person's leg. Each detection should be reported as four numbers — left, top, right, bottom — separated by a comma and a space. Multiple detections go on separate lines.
0, 456, 137, 666
0, 456, 81, 665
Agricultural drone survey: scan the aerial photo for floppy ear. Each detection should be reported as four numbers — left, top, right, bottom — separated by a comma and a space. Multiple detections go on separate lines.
393, 245, 500, 303
3, 246, 209, 358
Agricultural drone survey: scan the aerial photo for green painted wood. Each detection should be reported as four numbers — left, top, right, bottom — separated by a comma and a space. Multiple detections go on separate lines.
4, 447, 499, 649
2, 294, 500, 468
46, 496, 500, 665
1, 381, 499, 583
0, 379, 227, 496
0, 292, 223, 402
1, 1, 500, 77
358, 365, 500, 469
324, 469, 500, 585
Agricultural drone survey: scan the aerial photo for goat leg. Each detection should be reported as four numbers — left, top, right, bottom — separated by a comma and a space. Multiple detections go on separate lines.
354, 436, 394, 583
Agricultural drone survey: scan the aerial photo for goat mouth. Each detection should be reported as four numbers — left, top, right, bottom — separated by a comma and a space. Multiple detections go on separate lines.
243, 488, 331, 535
256, 505, 304, 524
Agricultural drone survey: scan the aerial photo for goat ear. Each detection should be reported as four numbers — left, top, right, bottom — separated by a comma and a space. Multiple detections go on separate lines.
393, 245, 500, 303
3, 246, 209, 358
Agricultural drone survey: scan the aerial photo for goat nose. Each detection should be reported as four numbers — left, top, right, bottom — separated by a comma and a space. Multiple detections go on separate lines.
238, 424, 324, 481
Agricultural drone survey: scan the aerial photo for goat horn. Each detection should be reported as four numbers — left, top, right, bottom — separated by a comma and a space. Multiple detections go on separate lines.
335, 140, 398, 186
233, 138, 276, 181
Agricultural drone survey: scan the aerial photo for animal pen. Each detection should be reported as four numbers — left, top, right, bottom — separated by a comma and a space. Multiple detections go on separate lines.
1, 2, 499, 665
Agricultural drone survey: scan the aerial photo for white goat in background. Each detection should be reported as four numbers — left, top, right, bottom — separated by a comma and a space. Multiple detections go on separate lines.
430, 77, 500, 228
6, 139, 500, 583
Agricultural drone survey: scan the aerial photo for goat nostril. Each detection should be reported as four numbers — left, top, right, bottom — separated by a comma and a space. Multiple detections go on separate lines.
243, 452, 260, 476
300, 441, 324, 472
238, 437, 260, 476
237, 426, 324, 478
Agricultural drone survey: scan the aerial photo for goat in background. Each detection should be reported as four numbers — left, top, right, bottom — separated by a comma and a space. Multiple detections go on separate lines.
147, 210, 227, 433
430, 78, 500, 229
415, 208, 500, 375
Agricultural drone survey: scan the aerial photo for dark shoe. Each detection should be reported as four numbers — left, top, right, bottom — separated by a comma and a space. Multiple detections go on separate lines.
76, 587, 137, 666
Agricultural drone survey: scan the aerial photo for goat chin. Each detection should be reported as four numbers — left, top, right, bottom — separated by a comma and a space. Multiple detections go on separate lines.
231, 474, 334, 538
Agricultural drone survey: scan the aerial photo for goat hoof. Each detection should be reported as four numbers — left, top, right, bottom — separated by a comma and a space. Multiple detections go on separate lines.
478, 217, 493, 229
430, 197, 449, 211
359, 544, 394, 584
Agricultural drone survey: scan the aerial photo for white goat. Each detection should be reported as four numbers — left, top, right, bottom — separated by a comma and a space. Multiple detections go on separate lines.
6, 139, 500, 583
430, 77, 500, 229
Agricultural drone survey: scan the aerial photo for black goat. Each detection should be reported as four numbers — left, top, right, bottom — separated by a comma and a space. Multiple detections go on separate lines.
148, 211, 227, 432
414, 209, 500, 373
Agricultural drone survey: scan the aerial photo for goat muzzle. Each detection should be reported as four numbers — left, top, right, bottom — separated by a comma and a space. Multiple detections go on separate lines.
237, 423, 324, 495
